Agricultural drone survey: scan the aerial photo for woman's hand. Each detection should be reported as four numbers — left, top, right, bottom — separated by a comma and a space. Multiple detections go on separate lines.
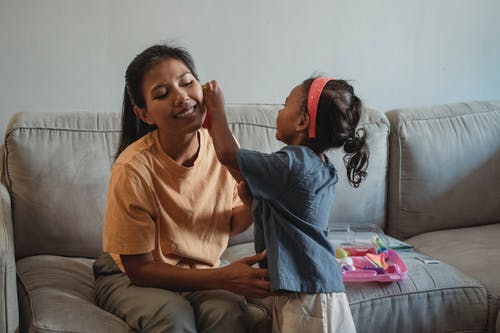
219, 251, 271, 298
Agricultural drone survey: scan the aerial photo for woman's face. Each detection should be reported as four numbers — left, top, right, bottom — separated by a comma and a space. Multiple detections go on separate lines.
276, 84, 306, 144
136, 58, 204, 135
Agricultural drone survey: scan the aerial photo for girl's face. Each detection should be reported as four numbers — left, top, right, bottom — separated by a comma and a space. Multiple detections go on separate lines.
276, 84, 307, 145
135, 58, 204, 135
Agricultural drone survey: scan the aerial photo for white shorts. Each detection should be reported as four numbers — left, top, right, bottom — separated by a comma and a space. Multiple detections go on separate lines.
267, 292, 356, 333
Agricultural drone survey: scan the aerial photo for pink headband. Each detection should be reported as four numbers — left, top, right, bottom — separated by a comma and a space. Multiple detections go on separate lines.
307, 77, 335, 138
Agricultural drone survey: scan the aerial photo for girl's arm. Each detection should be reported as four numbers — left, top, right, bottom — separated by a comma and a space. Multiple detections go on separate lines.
121, 251, 270, 298
203, 81, 253, 237
202, 80, 243, 182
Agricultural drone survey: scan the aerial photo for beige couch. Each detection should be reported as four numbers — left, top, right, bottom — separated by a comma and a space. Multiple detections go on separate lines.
1, 101, 499, 332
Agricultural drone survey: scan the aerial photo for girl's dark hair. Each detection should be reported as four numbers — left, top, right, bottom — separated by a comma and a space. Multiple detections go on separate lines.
116, 44, 199, 157
302, 78, 369, 188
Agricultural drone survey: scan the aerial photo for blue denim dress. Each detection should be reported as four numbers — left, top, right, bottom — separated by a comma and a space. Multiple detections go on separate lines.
236, 145, 344, 293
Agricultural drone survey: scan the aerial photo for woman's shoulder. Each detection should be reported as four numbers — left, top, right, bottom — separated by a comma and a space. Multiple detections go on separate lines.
113, 131, 158, 173
198, 128, 218, 159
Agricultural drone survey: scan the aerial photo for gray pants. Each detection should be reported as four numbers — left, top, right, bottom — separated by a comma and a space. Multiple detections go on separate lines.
93, 254, 269, 333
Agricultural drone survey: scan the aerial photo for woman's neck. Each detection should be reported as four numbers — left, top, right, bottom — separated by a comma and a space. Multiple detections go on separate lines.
158, 131, 200, 167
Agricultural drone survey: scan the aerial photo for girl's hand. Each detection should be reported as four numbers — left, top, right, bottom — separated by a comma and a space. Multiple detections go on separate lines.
237, 181, 253, 207
202, 80, 225, 115
219, 251, 270, 298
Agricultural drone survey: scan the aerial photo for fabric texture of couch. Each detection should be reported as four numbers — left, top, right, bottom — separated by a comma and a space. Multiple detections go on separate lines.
1, 101, 499, 332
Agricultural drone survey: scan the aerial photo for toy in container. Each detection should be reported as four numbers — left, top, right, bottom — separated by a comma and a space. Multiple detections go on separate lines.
329, 224, 408, 282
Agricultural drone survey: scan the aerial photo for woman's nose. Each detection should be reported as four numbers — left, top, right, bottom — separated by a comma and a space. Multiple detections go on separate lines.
173, 89, 189, 105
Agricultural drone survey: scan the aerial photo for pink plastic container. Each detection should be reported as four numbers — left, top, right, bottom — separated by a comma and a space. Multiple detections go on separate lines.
342, 249, 408, 282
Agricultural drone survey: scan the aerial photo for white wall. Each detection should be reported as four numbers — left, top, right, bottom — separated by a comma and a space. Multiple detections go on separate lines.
1, 0, 500, 137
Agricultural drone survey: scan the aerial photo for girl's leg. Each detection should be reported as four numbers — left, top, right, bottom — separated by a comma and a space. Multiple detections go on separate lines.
93, 254, 197, 333
273, 292, 357, 333
324, 292, 357, 333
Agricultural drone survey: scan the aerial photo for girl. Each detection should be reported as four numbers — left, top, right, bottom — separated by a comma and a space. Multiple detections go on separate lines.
93, 44, 271, 333
204, 77, 368, 333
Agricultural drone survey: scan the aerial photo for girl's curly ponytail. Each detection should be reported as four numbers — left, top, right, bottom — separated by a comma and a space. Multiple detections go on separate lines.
343, 128, 369, 188
303, 78, 370, 187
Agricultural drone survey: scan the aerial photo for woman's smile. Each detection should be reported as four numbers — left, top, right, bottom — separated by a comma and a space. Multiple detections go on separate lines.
174, 102, 198, 118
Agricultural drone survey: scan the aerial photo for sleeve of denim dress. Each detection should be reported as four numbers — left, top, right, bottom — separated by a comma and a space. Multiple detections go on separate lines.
236, 148, 294, 200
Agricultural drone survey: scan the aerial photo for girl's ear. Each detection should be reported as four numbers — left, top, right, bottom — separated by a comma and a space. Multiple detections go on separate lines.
133, 106, 154, 125
295, 112, 310, 132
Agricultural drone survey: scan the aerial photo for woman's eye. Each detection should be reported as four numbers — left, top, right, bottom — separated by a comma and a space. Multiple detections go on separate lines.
156, 91, 168, 99
182, 80, 194, 87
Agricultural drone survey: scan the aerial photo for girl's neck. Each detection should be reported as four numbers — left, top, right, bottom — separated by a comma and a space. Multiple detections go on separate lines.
158, 130, 200, 167
289, 135, 325, 161
287, 131, 307, 146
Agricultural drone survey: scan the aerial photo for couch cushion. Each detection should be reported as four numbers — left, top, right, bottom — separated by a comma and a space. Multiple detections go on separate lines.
386, 100, 500, 240
222, 242, 488, 332
5, 112, 121, 259
348, 251, 487, 333
407, 223, 500, 333
16, 255, 133, 333
326, 106, 389, 229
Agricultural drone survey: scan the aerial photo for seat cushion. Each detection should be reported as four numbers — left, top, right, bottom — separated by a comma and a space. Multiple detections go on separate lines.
223, 243, 488, 332
16, 254, 271, 332
16, 255, 133, 333
408, 223, 500, 333
348, 251, 487, 333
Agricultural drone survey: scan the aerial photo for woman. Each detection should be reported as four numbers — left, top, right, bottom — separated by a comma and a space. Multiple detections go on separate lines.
93, 44, 270, 333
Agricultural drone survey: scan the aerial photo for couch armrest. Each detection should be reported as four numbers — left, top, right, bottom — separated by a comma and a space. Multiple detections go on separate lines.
0, 145, 19, 333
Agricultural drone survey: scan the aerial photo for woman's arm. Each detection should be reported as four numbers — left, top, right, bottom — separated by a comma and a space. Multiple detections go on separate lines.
203, 80, 243, 182
230, 181, 254, 235
230, 204, 253, 236
121, 251, 270, 298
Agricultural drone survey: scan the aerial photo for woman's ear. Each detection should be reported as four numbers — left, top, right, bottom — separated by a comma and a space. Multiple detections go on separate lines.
295, 112, 310, 132
133, 106, 154, 125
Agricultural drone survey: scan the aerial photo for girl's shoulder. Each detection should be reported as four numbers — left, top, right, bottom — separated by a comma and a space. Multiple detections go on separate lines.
281, 145, 321, 164
281, 145, 312, 154
282, 145, 337, 179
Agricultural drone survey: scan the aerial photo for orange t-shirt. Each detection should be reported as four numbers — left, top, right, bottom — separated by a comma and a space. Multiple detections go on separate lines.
103, 129, 241, 271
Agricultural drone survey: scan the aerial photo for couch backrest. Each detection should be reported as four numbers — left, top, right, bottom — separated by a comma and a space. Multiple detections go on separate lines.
386, 101, 500, 240
4, 112, 120, 259
3, 104, 389, 259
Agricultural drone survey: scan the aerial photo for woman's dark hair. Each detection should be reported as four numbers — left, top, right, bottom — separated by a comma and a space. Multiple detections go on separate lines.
116, 44, 199, 157
302, 78, 369, 188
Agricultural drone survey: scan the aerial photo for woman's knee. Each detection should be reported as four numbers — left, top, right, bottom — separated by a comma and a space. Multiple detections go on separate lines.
95, 274, 197, 333
141, 297, 197, 333
188, 290, 248, 332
